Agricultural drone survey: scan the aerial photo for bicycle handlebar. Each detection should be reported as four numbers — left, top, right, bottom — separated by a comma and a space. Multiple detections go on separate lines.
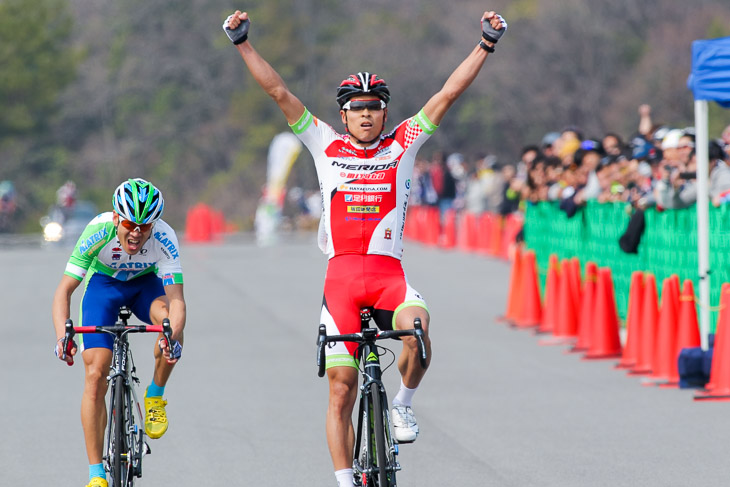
70, 324, 165, 334
62, 315, 173, 367
316, 318, 427, 377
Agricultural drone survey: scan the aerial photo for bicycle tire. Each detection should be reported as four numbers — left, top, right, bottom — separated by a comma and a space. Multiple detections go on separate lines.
109, 376, 125, 487
124, 386, 138, 486
370, 382, 389, 486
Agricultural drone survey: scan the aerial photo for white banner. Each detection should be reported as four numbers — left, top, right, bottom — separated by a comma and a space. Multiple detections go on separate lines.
255, 132, 303, 246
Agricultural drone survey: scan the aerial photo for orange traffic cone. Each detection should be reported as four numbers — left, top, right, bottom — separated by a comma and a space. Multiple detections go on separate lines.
498, 245, 523, 324
676, 280, 701, 351
583, 267, 623, 359
540, 258, 578, 345
489, 215, 502, 257
426, 207, 440, 246
572, 262, 597, 352
456, 211, 473, 251
616, 271, 644, 369
646, 275, 680, 384
185, 203, 213, 242
695, 283, 730, 400
537, 254, 560, 334
476, 213, 493, 255
404, 206, 423, 241
439, 209, 457, 249
568, 258, 582, 306
662, 279, 701, 387
630, 273, 658, 375
467, 212, 480, 251
514, 249, 542, 329
210, 209, 225, 242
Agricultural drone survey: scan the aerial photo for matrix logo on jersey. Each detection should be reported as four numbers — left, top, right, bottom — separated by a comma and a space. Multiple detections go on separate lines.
154, 230, 179, 259
344, 194, 383, 203
338, 183, 391, 193
347, 206, 380, 214
331, 160, 398, 171
79, 227, 109, 254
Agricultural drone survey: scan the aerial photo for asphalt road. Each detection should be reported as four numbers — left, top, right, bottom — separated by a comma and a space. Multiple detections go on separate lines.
2, 234, 729, 486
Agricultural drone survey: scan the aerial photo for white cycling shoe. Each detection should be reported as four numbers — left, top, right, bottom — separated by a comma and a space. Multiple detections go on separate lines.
391, 405, 419, 443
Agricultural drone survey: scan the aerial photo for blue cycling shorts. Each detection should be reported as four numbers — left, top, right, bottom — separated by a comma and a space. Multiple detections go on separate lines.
79, 272, 165, 351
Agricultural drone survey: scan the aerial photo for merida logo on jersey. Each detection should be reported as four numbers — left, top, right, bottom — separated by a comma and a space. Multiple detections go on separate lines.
79, 227, 109, 254
331, 160, 398, 171
154, 230, 179, 259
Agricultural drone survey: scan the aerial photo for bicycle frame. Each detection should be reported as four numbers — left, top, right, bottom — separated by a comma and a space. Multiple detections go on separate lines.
316, 309, 427, 487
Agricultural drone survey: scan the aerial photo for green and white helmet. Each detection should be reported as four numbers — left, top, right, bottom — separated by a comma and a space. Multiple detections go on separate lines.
112, 178, 165, 224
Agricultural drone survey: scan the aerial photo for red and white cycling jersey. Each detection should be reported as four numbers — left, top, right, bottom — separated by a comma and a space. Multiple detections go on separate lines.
290, 108, 438, 259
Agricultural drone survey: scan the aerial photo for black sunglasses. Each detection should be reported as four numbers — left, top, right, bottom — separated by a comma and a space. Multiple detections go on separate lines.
342, 99, 386, 112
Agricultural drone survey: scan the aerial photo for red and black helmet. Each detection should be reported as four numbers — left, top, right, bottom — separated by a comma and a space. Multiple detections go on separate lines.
336, 72, 391, 108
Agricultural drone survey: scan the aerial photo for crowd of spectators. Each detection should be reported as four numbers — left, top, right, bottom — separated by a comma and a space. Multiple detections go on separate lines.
410, 105, 730, 224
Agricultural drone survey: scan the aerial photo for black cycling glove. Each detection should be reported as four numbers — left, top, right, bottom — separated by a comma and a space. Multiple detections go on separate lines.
481, 14, 508, 44
223, 15, 250, 45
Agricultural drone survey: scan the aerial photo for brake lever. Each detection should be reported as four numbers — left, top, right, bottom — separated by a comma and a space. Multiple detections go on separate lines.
161, 318, 178, 359
63, 319, 75, 366
413, 318, 428, 369
316, 324, 327, 378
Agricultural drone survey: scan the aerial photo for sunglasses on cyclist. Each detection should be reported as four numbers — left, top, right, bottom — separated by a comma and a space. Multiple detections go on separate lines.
119, 218, 153, 233
342, 99, 387, 112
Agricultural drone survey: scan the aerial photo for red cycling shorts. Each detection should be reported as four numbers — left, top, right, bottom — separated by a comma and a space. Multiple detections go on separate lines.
320, 254, 428, 369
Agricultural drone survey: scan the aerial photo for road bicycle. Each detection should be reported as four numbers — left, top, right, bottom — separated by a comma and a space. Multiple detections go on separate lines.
316, 308, 428, 487
62, 306, 173, 487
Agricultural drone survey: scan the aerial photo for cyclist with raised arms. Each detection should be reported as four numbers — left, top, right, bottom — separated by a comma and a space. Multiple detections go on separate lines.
224, 9, 507, 487
52, 178, 186, 487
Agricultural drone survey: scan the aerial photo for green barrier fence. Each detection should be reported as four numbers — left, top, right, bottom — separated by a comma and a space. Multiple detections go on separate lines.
524, 201, 730, 332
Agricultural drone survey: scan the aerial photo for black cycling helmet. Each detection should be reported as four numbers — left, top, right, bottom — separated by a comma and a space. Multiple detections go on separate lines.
336, 72, 391, 108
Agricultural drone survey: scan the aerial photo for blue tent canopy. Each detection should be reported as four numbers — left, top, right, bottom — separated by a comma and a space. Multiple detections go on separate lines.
687, 36, 730, 108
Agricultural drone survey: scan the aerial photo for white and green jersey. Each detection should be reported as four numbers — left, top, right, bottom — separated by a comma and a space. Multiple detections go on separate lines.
64, 212, 183, 285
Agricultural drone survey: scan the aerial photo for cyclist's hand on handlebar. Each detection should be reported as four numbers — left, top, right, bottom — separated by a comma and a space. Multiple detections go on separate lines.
159, 337, 182, 364
55, 337, 77, 366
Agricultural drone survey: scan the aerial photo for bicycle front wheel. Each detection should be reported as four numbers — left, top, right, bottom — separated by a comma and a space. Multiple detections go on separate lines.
109, 376, 123, 487
108, 376, 128, 487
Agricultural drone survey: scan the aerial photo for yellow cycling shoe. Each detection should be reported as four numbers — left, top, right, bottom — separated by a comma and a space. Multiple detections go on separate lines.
144, 392, 169, 439
85, 477, 108, 487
